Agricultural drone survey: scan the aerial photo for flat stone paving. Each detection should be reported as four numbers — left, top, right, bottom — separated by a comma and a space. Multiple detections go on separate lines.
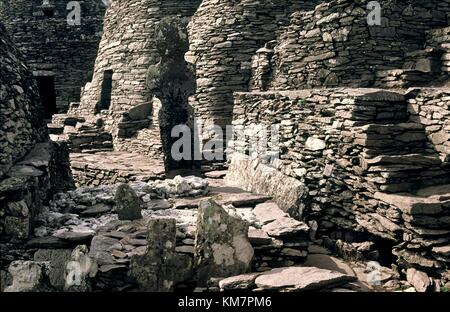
70, 152, 166, 186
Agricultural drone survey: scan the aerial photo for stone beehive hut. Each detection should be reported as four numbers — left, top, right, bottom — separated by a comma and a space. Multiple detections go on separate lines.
2, 0, 450, 293
0, 0, 106, 114
0, 23, 47, 178
0, 22, 72, 245
187, 0, 322, 135
53, 0, 202, 167
80, 0, 201, 114
227, 0, 450, 280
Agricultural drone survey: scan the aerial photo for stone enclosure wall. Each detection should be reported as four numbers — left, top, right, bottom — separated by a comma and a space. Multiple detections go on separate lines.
266, 0, 450, 90
0, 23, 47, 178
0, 0, 106, 113
187, 0, 322, 134
0, 23, 73, 246
228, 87, 450, 275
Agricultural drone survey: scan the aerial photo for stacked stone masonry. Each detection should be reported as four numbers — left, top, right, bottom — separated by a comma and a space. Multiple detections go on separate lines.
228, 87, 450, 278
52, 0, 202, 167
0, 0, 106, 113
187, 0, 322, 132
266, 0, 450, 90
3, 0, 450, 293
0, 23, 73, 251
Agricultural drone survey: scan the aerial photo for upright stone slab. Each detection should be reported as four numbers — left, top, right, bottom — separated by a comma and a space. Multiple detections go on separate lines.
34, 249, 72, 290
129, 218, 184, 291
114, 183, 143, 221
194, 199, 254, 286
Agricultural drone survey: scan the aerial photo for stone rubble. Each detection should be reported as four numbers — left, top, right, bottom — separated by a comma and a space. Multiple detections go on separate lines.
0, 173, 427, 292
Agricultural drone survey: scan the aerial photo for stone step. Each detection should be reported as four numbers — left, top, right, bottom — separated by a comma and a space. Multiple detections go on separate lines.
374, 187, 450, 216
362, 154, 442, 171
375, 69, 435, 88
355, 121, 434, 157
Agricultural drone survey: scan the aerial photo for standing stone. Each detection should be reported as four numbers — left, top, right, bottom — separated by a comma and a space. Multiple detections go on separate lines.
194, 199, 254, 286
114, 183, 143, 221
64, 245, 98, 292
129, 218, 190, 291
34, 249, 72, 290
4, 261, 51, 292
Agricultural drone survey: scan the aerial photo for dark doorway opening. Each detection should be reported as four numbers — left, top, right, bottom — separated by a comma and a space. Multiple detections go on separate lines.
96, 70, 113, 113
36, 76, 57, 120
372, 236, 396, 267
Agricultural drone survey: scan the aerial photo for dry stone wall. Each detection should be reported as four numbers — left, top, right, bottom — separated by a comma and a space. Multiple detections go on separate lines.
266, 0, 450, 90
187, 0, 321, 133
227, 88, 450, 275
0, 0, 105, 112
406, 88, 450, 161
0, 23, 47, 178
55, 0, 201, 162
79, 0, 200, 114
0, 24, 73, 247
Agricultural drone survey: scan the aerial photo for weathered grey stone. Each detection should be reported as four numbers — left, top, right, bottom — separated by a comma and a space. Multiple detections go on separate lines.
129, 218, 190, 291
432, 245, 450, 261
114, 183, 143, 221
219, 272, 262, 291
225, 154, 307, 217
303, 254, 356, 277
262, 217, 310, 238
89, 235, 120, 265
254, 266, 356, 291
252, 202, 287, 225
147, 199, 172, 210
374, 192, 442, 215
34, 249, 72, 290
54, 231, 94, 243
307, 245, 331, 255
4, 261, 51, 292
195, 199, 254, 286
4, 216, 29, 239
305, 137, 326, 151
6, 200, 28, 217
80, 204, 112, 217
248, 228, 272, 245
128, 102, 152, 121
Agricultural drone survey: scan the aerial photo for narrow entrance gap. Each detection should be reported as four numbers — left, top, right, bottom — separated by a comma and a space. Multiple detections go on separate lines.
372, 236, 396, 267
35, 76, 57, 120
96, 70, 113, 113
